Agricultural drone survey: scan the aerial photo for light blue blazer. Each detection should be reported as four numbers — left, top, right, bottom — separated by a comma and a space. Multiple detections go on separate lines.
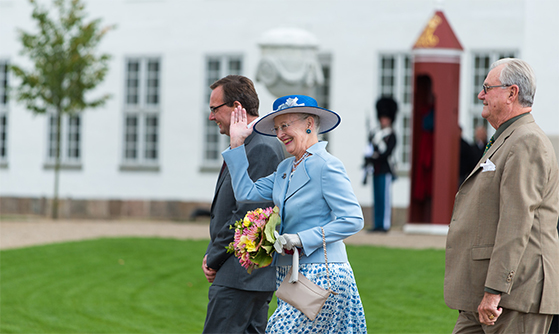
222, 141, 364, 267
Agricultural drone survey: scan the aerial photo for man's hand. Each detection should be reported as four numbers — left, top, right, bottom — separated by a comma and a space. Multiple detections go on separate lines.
478, 292, 503, 325
202, 255, 217, 283
229, 106, 253, 148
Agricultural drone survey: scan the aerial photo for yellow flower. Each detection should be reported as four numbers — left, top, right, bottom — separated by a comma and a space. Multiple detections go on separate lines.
239, 235, 248, 247
243, 216, 251, 227
246, 239, 257, 253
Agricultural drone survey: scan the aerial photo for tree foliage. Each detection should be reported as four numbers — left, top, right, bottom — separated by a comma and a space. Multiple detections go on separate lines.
10, 0, 114, 218
10, 0, 114, 116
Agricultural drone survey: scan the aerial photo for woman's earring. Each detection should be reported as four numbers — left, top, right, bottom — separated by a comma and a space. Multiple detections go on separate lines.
306, 129, 311, 134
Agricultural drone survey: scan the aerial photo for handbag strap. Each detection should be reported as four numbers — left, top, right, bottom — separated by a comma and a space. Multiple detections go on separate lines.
288, 227, 337, 294
321, 226, 337, 294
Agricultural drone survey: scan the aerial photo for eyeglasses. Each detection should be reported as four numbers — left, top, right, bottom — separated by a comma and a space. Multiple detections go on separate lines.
210, 102, 227, 114
483, 84, 511, 94
272, 119, 302, 134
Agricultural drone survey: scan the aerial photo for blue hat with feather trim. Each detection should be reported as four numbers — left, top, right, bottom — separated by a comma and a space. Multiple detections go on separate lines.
253, 95, 341, 136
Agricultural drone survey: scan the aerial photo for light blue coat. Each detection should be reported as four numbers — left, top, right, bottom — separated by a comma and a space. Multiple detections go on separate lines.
222, 141, 364, 266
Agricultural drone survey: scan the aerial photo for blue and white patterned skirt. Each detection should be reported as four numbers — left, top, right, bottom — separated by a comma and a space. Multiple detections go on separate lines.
266, 263, 367, 333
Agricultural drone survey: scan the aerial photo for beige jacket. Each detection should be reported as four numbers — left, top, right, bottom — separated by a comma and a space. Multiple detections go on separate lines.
444, 113, 559, 314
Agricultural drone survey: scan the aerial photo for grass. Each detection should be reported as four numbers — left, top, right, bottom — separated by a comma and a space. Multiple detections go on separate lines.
0, 238, 456, 333
350, 246, 456, 333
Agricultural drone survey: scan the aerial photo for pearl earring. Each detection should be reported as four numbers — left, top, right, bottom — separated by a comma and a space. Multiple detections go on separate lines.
306, 129, 311, 134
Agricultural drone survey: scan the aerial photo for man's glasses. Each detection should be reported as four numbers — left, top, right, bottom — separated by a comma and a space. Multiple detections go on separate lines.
210, 102, 227, 114
483, 84, 511, 94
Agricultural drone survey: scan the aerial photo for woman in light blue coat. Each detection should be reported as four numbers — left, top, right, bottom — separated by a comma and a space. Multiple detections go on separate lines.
224, 95, 367, 333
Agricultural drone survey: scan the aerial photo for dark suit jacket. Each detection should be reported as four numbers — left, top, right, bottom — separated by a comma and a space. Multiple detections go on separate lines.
445, 114, 559, 314
367, 129, 396, 176
471, 140, 487, 161
459, 137, 477, 184
206, 131, 284, 291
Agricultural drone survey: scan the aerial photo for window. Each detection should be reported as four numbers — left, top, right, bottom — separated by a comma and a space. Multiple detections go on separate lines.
122, 57, 161, 171
202, 55, 242, 170
0, 113, 7, 165
45, 113, 82, 168
377, 53, 413, 170
0, 61, 7, 109
470, 51, 516, 138
67, 115, 81, 159
0, 60, 9, 166
123, 114, 159, 163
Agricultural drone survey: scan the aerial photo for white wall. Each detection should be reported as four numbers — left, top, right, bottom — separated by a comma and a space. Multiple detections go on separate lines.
1, 0, 557, 210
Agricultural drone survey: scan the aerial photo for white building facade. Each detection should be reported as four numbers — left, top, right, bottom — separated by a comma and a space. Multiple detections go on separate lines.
1, 0, 558, 222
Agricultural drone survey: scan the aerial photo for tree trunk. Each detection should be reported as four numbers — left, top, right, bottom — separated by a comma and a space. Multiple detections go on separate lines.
52, 109, 62, 219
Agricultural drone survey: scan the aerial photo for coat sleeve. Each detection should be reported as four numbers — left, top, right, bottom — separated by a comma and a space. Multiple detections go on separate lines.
372, 132, 397, 161
205, 202, 245, 270
484, 132, 550, 293
298, 157, 364, 256
206, 141, 283, 271
222, 144, 277, 203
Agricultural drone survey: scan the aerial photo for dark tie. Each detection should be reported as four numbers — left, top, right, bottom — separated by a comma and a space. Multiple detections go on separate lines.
219, 161, 227, 177
483, 136, 495, 154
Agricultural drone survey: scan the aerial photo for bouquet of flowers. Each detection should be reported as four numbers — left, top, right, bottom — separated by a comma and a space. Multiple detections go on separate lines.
226, 206, 281, 274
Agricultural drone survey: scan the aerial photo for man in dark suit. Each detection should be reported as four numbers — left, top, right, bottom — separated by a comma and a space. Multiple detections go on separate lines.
471, 125, 488, 160
201, 75, 285, 333
459, 127, 477, 186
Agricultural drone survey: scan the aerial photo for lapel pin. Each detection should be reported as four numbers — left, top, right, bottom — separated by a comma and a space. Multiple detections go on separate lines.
282, 173, 286, 179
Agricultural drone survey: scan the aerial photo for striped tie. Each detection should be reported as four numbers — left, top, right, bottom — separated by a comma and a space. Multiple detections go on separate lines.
483, 136, 495, 154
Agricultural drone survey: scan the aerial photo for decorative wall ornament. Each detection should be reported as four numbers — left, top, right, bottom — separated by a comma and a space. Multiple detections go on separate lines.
415, 14, 442, 48
256, 27, 324, 97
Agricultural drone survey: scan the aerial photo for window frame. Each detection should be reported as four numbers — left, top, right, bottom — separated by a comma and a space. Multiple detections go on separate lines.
377, 52, 413, 172
201, 54, 243, 171
469, 51, 517, 139
43, 113, 83, 170
0, 59, 9, 167
121, 56, 162, 171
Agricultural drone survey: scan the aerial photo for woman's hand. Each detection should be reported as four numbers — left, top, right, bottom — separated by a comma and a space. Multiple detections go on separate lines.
229, 105, 253, 148
273, 232, 302, 254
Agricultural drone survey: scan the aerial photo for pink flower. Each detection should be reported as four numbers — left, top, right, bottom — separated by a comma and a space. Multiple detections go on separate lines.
225, 206, 281, 274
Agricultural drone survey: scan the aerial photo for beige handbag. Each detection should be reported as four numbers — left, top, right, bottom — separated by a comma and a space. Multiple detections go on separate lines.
275, 227, 337, 321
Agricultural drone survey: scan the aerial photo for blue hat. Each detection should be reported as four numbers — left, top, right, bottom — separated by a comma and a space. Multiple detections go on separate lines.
253, 95, 341, 136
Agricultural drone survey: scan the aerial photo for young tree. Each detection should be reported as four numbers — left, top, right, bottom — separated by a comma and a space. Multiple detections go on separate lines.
11, 0, 114, 219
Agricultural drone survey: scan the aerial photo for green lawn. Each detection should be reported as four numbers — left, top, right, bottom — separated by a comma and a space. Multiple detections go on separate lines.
0, 238, 456, 333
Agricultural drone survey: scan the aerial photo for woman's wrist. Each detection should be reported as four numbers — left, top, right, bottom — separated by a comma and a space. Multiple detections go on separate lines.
230, 137, 244, 149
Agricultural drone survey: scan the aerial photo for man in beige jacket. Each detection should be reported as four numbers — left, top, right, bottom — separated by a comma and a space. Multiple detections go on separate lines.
445, 58, 559, 333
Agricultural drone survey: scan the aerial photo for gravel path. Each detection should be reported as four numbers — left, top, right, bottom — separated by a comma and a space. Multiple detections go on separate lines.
0, 218, 447, 250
